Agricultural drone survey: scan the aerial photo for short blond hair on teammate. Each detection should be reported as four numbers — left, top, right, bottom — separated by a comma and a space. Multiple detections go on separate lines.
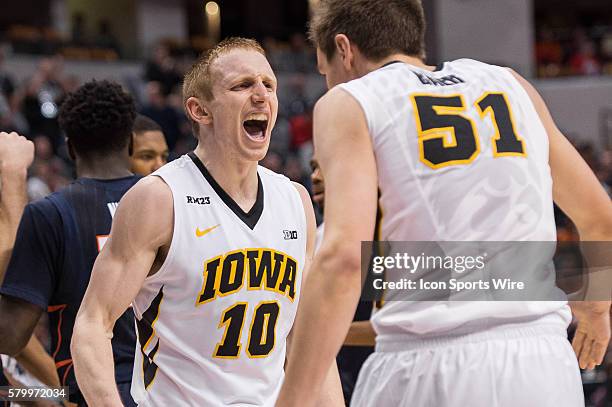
182, 37, 266, 133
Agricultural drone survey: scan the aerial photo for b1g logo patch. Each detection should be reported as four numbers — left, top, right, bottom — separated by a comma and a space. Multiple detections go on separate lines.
283, 230, 298, 240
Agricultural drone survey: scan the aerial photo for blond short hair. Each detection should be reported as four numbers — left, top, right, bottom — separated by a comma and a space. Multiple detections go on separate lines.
182, 37, 266, 133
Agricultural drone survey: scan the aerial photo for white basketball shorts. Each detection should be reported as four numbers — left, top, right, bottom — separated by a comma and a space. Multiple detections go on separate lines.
351, 324, 584, 407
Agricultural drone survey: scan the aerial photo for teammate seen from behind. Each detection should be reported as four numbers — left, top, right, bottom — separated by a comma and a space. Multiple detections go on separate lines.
278, 1, 612, 406
130, 114, 169, 176
0, 81, 140, 406
71, 37, 343, 406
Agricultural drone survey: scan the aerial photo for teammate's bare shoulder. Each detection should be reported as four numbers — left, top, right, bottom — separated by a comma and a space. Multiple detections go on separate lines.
121, 175, 172, 209
314, 86, 365, 136
314, 85, 355, 114
112, 174, 173, 247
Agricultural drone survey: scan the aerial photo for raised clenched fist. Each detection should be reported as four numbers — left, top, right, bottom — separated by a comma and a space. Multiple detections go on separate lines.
0, 132, 35, 171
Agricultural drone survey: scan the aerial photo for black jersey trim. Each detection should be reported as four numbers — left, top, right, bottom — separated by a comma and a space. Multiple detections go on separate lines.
380, 60, 446, 72
188, 152, 264, 230
380, 60, 404, 69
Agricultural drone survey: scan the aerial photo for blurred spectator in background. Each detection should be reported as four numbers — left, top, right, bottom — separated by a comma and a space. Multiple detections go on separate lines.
260, 150, 284, 174
286, 33, 316, 73
535, 19, 612, 78
282, 74, 313, 172
0, 49, 15, 102
144, 42, 182, 96
288, 103, 313, 173
262, 36, 282, 70
63, 74, 81, 94
283, 154, 310, 187
21, 56, 69, 151
601, 32, 612, 74
288, 110, 311, 152
0, 48, 29, 134
570, 40, 601, 76
71, 12, 88, 46
536, 28, 563, 77
265, 32, 317, 73
26, 161, 52, 201
93, 20, 120, 57
269, 116, 290, 153
140, 81, 182, 151
27, 135, 70, 200
130, 114, 168, 176
163, 86, 195, 158
285, 74, 309, 117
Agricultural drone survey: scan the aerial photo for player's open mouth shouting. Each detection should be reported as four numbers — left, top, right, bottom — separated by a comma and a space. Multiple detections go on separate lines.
243, 112, 269, 142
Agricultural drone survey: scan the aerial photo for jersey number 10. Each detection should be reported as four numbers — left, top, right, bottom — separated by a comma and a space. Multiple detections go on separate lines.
214, 301, 280, 359
411, 92, 527, 169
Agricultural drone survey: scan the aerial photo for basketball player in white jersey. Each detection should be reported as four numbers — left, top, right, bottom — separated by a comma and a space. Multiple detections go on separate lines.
277, 1, 612, 406
70, 38, 343, 406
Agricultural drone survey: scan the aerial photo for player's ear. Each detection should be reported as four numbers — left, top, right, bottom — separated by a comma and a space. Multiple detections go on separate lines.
185, 97, 212, 126
334, 34, 354, 70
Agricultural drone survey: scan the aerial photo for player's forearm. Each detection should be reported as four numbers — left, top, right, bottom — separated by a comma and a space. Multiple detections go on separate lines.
0, 165, 29, 282
71, 317, 123, 407
0, 164, 29, 224
575, 234, 612, 303
15, 335, 60, 387
0, 319, 29, 356
278, 248, 362, 406
316, 361, 344, 406
576, 218, 612, 242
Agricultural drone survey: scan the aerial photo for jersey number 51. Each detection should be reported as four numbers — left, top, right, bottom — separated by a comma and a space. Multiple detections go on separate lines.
411, 92, 526, 169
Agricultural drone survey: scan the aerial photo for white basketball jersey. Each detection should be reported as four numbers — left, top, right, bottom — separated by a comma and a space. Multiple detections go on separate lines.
338, 59, 570, 337
130, 153, 306, 406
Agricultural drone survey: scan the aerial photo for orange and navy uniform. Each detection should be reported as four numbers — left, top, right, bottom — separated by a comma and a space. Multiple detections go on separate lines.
0, 176, 140, 405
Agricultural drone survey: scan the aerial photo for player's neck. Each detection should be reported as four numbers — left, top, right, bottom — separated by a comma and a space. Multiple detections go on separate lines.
361, 54, 436, 75
75, 154, 133, 180
192, 146, 259, 212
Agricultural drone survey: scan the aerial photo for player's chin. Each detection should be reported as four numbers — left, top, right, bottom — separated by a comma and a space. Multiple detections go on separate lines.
239, 127, 271, 161
241, 140, 270, 162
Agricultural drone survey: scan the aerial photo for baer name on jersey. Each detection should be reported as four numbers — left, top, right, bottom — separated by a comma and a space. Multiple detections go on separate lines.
413, 71, 465, 86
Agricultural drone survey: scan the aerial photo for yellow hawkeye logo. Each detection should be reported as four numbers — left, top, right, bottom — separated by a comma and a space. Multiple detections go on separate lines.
196, 224, 220, 237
